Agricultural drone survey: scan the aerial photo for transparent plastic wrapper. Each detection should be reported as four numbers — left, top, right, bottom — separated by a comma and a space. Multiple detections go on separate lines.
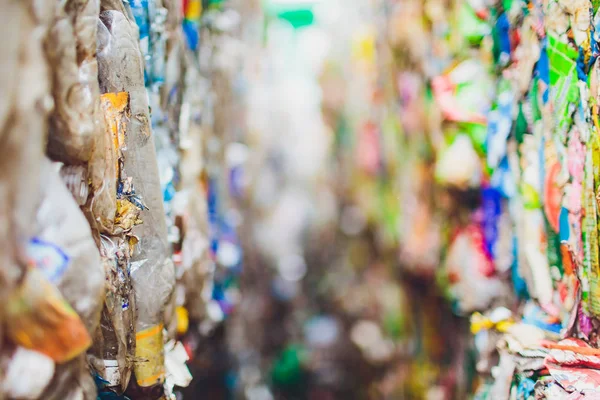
32, 159, 105, 333
88, 92, 138, 392
45, 1, 102, 165
44, 0, 114, 241
18, 159, 104, 400
67, 0, 117, 229
67, 0, 100, 62
100, 0, 129, 14
164, 287, 178, 341
88, 134, 119, 236
97, 7, 175, 389
163, 0, 181, 42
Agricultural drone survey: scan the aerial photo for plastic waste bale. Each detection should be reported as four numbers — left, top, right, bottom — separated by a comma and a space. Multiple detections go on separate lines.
86, 92, 139, 392
0, 2, 59, 399
42, 0, 139, 388
97, 5, 175, 392
19, 159, 104, 400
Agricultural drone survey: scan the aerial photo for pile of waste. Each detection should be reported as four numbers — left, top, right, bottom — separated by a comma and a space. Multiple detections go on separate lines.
0, 0, 246, 399
357, 0, 600, 398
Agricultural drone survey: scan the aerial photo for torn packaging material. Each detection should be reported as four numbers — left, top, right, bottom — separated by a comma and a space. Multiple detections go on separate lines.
0, 0, 242, 398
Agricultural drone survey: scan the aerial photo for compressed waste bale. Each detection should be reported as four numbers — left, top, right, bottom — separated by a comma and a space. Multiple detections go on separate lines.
97, 5, 175, 391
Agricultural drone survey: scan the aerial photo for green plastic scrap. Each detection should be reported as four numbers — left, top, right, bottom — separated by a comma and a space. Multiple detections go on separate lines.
547, 34, 580, 132
263, 0, 315, 29
530, 78, 542, 123
521, 183, 542, 209
514, 101, 528, 144
277, 9, 314, 29
377, 182, 400, 243
463, 122, 488, 155
202, 0, 223, 9
459, 2, 491, 45
271, 345, 308, 388
383, 310, 405, 340
547, 35, 578, 86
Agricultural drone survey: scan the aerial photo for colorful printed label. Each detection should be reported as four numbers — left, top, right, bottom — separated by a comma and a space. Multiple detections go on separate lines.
26, 238, 69, 284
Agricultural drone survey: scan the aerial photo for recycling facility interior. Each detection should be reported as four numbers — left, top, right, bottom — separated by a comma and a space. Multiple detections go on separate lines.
3, 0, 600, 399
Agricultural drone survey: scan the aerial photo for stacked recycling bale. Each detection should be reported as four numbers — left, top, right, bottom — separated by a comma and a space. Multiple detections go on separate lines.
364, 0, 600, 398
314, 3, 476, 397
0, 0, 245, 399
